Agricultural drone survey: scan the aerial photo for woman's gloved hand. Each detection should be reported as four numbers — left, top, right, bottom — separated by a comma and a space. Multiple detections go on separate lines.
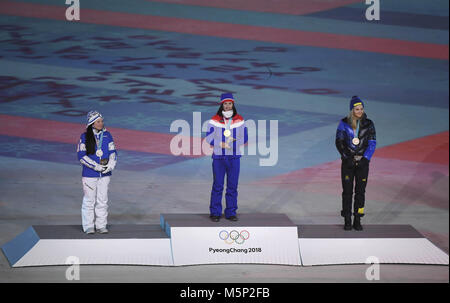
359, 156, 370, 167
102, 154, 117, 174
94, 163, 107, 172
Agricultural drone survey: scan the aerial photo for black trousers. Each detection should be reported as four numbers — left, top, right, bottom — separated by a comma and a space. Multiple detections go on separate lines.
341, 160, 369, 218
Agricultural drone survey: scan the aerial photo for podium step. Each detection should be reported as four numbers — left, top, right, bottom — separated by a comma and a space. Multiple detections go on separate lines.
1, 216, 448, 267
160, 213, 296, 236
33, 224, 168, 239
297, 224, 449, 266
297, 224, 424, 238
160, 213, 301, 266
1, 225, 172, 267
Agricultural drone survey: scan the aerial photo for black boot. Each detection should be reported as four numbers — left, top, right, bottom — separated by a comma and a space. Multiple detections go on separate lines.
226, 215, 238, 222
353, 216, 363, 231
210, 215, 220, 222
344, 216, 352, 231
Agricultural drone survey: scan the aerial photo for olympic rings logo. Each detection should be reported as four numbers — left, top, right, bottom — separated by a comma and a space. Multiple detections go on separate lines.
219, 230, 250, 245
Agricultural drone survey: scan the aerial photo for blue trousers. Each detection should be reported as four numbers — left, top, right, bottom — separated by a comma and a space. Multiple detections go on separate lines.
210, 157, 240, 218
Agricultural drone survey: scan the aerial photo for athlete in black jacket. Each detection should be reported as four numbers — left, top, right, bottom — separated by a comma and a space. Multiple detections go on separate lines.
335, 96, 376, 231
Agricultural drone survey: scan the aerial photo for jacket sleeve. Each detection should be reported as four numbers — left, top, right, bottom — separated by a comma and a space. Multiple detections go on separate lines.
205, 122, 215, 146
243, 123, 248, 145
77, 134, 97, 169
363, 122, 377, 161
107, 132, 118, 166
236, 122, 248, 146
335, 121, 350, 159
77, 134, 86, 161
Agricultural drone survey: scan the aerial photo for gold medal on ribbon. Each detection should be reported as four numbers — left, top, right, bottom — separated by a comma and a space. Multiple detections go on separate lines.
352, 138, 360, 145
224, 129, 231, 137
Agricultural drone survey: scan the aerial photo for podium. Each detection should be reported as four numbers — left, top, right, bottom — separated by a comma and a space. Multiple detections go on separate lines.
160, 213, 301, 266
1, 214, 448, 267
297, 224, 449, 266
1, 225, 173, 267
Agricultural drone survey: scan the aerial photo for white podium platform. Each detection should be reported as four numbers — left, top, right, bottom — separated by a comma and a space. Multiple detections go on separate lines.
1, 225, 173, 267
297, 225, 449, 266
160, 213, 301, 266
1, 215, 448, 267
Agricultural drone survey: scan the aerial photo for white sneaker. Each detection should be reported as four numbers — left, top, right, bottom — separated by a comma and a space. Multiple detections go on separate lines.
97, 227, 108, 234
85, 228, 95, 234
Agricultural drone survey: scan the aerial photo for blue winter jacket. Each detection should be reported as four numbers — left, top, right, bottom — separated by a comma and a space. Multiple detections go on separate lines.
335, 113, 376, 161
205, 113, 248, 159
77, 129, 117, 177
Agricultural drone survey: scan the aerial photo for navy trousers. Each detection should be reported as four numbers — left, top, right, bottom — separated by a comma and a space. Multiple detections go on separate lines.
210, 157, 240, 218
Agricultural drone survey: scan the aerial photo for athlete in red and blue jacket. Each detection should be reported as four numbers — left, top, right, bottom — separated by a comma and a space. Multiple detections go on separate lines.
205, 93, 248, 222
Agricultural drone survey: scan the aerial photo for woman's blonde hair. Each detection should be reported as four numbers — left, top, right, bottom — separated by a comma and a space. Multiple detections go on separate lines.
347, 110, 362, 130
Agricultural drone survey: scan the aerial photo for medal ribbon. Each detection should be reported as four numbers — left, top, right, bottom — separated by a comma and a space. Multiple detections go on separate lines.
226, 117, 232, 131
96, 130, 104, 157
224, 117, 233, 137
353, 120, 360, 144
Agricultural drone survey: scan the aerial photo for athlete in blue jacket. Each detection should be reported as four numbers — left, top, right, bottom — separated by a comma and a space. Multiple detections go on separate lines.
335, 96, 376, 231
77, 111, 117, 234
205, 93, 248, 222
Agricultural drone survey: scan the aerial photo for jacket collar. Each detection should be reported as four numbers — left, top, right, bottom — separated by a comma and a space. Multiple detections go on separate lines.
93, 128, 106, 135
344, 113, 367, 125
